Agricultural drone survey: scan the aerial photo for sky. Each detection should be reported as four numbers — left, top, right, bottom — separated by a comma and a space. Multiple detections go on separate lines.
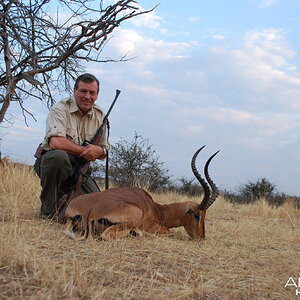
1, 0, 300, 196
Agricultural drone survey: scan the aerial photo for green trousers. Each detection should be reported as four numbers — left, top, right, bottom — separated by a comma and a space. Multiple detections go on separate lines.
34, 150, 100, 216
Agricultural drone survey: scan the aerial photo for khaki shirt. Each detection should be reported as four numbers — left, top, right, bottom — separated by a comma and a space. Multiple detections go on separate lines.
41, 97, 110, 152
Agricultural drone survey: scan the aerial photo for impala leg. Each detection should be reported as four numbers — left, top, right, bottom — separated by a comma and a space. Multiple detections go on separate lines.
64, 218, 78, 240
146, 223, 170, 234
100, 224, 143, 241
65, 218, 73, 232
78, 218, 89, 241
87, 220, 96, 240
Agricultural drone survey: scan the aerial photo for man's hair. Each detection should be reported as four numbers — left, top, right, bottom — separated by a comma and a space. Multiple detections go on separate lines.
74, 73, 100, 93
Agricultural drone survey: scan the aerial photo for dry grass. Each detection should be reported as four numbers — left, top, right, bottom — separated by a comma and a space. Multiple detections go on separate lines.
1, 161, 300, 299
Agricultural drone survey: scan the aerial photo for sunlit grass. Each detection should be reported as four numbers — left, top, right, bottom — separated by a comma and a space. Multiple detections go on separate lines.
1, 160, 299, 299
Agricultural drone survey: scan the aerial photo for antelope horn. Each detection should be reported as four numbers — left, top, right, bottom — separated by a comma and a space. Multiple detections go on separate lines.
203, 150, 220, 210
191, 146, 210, 208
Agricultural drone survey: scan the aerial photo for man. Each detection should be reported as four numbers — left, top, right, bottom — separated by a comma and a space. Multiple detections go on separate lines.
34, 73, 109, 219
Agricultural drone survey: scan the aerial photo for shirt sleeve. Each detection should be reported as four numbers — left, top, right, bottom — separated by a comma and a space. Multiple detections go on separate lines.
45, 104, 68, 141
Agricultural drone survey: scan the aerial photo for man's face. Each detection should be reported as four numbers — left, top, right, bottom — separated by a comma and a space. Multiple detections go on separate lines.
74, 80, 99, 114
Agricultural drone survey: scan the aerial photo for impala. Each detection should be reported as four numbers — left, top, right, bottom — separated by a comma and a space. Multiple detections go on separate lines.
64, 145, 219, 240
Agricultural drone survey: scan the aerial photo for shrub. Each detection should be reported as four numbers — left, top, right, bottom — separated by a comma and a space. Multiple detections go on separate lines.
170, 177, 203, 197
93, 133, 171, 191
238, 177, 276, 203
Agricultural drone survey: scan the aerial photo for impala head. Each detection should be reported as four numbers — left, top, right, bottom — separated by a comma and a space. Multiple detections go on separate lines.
184, 146, 219, 239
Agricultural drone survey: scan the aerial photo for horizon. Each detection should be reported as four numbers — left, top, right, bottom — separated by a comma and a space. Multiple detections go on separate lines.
1, 0, 300, 196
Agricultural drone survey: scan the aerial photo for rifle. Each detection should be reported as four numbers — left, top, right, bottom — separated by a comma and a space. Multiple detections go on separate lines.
57, 89, 121, 223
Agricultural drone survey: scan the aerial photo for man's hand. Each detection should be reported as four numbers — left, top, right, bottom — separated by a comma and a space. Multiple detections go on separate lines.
80, 144, 104, 161
49, 136, 106, 161
49, 136, 85, 155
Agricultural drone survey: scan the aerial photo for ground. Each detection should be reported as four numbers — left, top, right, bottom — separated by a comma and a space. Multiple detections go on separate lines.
0, 162, 299, 299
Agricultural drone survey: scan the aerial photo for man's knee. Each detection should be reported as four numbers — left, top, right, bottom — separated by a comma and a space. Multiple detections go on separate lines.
41, 150, 71, 173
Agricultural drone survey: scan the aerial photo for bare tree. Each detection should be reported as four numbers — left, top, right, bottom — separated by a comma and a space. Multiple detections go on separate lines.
0, 0, 153, 123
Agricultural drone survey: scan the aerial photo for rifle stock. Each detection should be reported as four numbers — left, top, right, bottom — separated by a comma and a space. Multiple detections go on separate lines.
57, 89, 121, 223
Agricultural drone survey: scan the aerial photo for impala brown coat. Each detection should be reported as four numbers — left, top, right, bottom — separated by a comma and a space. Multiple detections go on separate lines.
64, 145, 219, 240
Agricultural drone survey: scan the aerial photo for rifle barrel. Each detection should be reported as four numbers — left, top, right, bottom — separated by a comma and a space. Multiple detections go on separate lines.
90, 89, 121, 145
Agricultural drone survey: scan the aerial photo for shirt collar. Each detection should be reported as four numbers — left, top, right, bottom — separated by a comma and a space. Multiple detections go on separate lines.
69, 96, 94, 116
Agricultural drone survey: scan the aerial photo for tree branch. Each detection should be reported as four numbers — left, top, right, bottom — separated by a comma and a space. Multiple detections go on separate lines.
0, 0, 156, 123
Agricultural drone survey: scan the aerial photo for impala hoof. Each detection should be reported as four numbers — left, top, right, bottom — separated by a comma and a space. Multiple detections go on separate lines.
129, 229, 143, 237
64, 229, 77, 240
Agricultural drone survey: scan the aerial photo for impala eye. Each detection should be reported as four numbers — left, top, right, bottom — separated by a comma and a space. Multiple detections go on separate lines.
193, 213, 200, 221
186, 209, 200, 221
